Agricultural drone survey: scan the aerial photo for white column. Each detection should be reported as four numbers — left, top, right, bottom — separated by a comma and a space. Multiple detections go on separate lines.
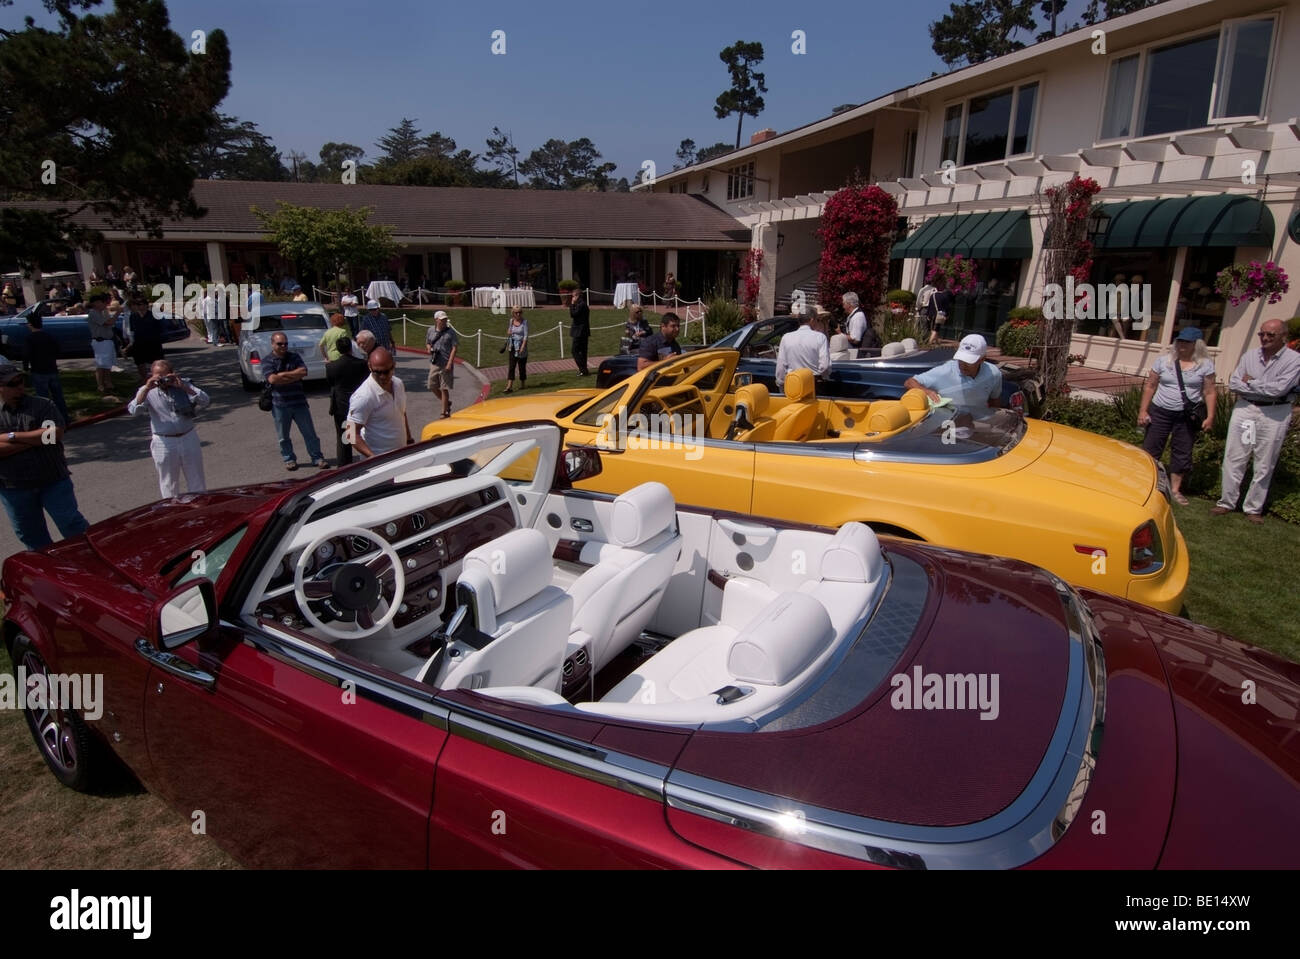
561, 247, 573, 282
1161, 246, 1188, 347
74, 250, 96, 288
21, 269, 41, 306
205, 241, 227, 285
665, 249, 678, 278
754, 223, 779, 319
450, 246, 464, 283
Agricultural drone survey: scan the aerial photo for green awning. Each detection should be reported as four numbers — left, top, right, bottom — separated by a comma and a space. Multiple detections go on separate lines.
891, 209, 1033, 260
1095, 195, 1274, 249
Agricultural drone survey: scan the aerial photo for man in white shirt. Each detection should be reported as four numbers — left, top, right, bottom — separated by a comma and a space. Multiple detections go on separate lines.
841, 292, 880, 351
346, 347, 412, 458
904, 334, 1003, 413
340, 290, 360, 336
775, 313, 831, 385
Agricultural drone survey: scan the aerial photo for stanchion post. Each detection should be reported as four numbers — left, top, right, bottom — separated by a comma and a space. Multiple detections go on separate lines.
558, 322, 564, 360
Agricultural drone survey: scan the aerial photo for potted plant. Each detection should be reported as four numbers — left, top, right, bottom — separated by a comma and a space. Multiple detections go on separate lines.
885, 289, 916, 315
557, 279, 579, 303
995, 307, 1044, 358
1215, 261, 1290, 306
445, 279, 466, 308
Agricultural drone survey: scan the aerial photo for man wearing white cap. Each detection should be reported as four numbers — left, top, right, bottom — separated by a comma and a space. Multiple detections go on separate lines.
360, 299, 394, 352
426, 311, 458, 418
904, 333, 1003, 412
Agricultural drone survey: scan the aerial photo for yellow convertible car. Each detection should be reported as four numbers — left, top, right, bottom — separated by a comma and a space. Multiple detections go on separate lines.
423, 349, 1187, 613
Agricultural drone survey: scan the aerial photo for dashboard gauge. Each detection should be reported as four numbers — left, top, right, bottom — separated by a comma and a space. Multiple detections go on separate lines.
384, 521, 399, 537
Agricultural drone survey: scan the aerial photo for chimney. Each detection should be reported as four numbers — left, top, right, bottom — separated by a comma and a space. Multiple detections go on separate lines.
749, 128, 778, 145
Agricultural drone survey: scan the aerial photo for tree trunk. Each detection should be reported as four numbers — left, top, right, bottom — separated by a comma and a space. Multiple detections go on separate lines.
735, 113, 743, 150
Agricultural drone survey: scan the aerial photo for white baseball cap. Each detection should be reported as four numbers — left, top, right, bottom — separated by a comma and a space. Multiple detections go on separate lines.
366, 299, 380, 309
433, 310, 449, 320
954, 333, 989, 365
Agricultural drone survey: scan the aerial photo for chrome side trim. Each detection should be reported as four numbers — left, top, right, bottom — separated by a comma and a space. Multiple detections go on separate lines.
447, 706, 669, 804
664, 578, 1106, 869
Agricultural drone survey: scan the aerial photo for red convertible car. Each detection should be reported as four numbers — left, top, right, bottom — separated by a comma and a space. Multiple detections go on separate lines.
4, 422, 1298, 869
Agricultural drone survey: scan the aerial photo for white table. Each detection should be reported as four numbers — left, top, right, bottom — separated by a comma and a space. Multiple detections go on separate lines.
472, 287, 536, 309
614, 283, 641, 308
366, 281, 405, 305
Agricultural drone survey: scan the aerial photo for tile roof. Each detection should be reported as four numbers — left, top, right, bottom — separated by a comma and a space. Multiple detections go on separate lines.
147, 180, 750, 243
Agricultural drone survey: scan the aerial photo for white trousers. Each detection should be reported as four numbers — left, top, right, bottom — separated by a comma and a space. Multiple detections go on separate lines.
1217, 402, 1293, 515
91, 339, 116, 370
151, 430, 206, 498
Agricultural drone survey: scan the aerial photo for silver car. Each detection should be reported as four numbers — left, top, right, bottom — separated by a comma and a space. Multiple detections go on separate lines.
238, 301, 331, 390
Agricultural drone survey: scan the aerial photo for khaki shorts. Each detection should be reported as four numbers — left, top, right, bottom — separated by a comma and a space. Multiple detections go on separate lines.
428, 364, 454, 392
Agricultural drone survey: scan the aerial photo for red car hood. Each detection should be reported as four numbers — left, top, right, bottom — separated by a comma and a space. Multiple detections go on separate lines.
83, 483, 295, 594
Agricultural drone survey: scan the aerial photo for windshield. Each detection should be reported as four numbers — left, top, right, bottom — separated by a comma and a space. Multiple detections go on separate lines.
862, 408, 1026, 456
174, 526, 248, 588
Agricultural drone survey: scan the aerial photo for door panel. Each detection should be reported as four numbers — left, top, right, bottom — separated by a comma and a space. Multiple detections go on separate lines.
144, 625, 446, 868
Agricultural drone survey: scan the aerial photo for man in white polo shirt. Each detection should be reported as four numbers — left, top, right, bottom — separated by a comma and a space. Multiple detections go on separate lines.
346, 347, 413, 458
904, 333, 1003, 412
775, 311, 830, 384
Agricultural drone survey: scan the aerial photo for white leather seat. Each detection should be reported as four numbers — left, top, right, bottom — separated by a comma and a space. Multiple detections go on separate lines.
900, 337, 918, 352
881, 341, 906, 357
565, 482, 681, 675
426, 528, 572, 692
580, 523, 885, 724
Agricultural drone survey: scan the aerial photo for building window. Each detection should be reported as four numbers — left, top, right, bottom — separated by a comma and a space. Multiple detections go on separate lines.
940, 82, 1038, 167
726, 161, 755, 201
1100, 15, 1276, 140
902, 128, 918, 179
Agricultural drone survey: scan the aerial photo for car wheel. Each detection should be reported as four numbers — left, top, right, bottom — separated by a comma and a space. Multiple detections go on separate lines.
12, 634, 100, 792
241, 371, 260, 392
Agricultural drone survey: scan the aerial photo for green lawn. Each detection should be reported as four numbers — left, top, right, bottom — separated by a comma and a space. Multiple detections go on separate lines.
60, 369, 141, 421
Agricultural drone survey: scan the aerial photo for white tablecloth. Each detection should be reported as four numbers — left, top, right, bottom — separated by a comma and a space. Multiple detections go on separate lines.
472, 287, 536, 309
366, 281, 405, 305
614, 283, 641, 309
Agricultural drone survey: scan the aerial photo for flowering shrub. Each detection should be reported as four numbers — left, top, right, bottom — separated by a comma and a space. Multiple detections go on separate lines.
926, 254, 978, 295
817, 183, 899, 315
1215, 261, 1290, 307
739, 248, 764, 320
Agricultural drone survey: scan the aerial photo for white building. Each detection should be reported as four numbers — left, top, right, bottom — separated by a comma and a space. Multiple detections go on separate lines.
648, 0, 1300, 375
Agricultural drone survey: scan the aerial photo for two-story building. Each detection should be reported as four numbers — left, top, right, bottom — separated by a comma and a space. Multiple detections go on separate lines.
648, 0, 1300, 376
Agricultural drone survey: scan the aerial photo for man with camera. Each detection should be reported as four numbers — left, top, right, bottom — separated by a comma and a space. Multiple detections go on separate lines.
128, 359, 210, 498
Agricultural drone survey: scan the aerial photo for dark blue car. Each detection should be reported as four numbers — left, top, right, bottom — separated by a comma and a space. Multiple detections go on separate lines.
0, 302, 191, 360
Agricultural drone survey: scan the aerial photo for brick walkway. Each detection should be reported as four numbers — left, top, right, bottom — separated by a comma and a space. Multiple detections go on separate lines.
477, 355, 611, 380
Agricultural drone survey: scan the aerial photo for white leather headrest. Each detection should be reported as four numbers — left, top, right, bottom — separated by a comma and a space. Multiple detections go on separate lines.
728, 592, 832, 686
901, 338, 918, 352
820, 522, 884, 583
882, 342, 905, 357
463, 528, 553, 613
611, 482, 676, 547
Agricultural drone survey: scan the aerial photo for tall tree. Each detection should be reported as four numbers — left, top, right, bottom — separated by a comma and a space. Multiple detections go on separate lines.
714, 41, 767, 149
485, 126, 520, 186
519, 138, 615, 190
375, 118, 424, 165
1079, 0, 1160, 23
253, 202, 397, 285
190, 114, 285, 181
318, 141, 364, 179
929, 0, 1037, 68
0, 0, 231, 272
422, 131, 457, 157
674, 138, 697, 170
696, 142, 735, 163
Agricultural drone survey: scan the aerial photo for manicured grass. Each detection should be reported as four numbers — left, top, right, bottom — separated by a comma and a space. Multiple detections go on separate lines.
1175, 497, 1300, 663
58, 368, 141, 421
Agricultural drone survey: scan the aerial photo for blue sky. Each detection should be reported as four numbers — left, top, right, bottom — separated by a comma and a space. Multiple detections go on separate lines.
6, 0, 1106, 178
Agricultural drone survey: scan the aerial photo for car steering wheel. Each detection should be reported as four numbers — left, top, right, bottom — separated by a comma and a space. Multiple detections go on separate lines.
293, 527, 405, 640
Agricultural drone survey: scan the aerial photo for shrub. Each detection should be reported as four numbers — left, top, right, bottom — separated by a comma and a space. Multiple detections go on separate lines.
557, 279, 579, 292
879, 310, 920, 345
703, 296, 746, 340
818, 182, 899, 318
885, 289, 915, 307
995, 318, 1042, 357
1007, 306, 1043, 323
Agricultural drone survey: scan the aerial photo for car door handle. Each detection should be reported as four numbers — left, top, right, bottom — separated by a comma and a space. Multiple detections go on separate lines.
134, 637, 216, 691
717, 518, 777, 543
570, 518, 594, 533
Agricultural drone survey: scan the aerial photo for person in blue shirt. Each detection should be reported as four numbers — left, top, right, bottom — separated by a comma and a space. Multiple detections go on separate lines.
904, 333, 1003, 412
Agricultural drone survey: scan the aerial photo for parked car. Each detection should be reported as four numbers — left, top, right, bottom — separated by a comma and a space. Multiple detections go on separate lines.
0, 302, 191, 359
597, 316, 1032, 412
6, 422, 1296, 868
237, 301, 330, 390
425, 348, 1188, 614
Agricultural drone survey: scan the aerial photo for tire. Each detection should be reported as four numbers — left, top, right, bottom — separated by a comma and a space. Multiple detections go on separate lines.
12, 633, 100, 792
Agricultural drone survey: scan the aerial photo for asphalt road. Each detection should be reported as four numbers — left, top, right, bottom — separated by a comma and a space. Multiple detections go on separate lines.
0, 338, 487, 567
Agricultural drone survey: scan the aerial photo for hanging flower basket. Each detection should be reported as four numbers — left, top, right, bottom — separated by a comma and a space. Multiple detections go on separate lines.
1215, 261, 1289, 307
925, 254, 979, 295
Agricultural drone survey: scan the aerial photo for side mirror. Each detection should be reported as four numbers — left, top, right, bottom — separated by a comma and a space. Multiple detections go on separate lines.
733, 372, 753, 388
152, 579, 217, 650
556, 446, 603, 488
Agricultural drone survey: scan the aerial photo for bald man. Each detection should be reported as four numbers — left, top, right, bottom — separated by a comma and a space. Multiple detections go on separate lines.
128, 359, 210, 497
347, 347, 413, 458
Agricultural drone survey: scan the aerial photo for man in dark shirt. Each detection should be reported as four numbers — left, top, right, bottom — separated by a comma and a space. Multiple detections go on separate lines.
0, 362, 89, 550
125, 294, 164, 382
264, 334, 327, 470
23, 315, 69, 422
568, 288, 590, 376
636, 313, 684, 371
326, 336, 370, 466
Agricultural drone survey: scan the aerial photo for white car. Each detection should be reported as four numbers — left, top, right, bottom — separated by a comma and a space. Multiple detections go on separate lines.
238, 301, 330, 390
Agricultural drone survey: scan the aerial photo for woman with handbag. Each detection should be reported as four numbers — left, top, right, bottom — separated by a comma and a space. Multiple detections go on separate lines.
1137, 327, 1216, 505
502, 308, 528, 393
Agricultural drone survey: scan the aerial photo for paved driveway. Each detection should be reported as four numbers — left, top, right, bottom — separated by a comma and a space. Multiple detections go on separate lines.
0, 340, 486, 566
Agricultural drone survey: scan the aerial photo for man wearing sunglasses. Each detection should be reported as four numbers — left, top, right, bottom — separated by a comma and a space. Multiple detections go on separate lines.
0, 362, 89, 550
346, 347, 413, 459
264, 334, 328, 471
1214, 318, 1300, 523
